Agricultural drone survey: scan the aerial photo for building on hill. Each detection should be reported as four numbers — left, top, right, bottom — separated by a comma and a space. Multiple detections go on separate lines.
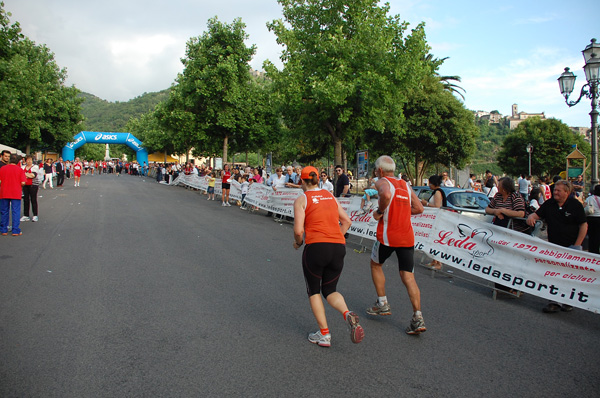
570, 126, 591, 142
474, 110, 503, 124
508, 103, 545, 129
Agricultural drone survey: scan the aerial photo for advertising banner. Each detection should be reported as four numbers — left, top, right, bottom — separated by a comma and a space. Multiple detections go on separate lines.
172, 176, 599, 313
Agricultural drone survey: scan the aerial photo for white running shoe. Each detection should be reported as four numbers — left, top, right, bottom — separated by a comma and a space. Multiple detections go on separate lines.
32, 216, 38, 222
20, 216, 30, 222
222, 202, 227, 206
226, 202, 231, 207
308, 331, 331, 347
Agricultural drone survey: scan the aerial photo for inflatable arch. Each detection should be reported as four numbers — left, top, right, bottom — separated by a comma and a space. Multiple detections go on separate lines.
62, 131, 148, 165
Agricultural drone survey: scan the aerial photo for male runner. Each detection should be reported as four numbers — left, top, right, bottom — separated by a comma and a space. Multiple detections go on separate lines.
73, 157, 83, 187
366, 155, 427, 335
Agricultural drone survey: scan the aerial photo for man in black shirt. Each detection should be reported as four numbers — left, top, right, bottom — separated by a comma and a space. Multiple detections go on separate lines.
527, 180, 587, 313
334, 165, 350, 197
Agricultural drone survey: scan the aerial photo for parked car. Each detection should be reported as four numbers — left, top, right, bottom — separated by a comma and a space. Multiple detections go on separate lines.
412, 186, 493, 222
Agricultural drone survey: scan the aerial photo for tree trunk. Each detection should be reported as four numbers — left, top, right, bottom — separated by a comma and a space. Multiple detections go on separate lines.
222, 136, 228, 165
333, 137, 343, 167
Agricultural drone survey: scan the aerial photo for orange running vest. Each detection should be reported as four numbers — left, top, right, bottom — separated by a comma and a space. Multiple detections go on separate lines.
376, 177, 414, 247
303, 189, 345, 245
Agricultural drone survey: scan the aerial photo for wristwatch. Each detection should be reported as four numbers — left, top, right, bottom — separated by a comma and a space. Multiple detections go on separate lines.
376, 209, 384, 215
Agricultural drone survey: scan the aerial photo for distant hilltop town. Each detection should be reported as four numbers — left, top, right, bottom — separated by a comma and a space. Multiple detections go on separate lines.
475, 104, 590, 140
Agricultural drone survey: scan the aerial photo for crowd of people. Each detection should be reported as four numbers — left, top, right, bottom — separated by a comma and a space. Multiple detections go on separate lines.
3, 147, 598, 328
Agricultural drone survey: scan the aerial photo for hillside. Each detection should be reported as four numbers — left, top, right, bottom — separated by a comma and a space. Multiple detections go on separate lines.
78, 89, 171, 132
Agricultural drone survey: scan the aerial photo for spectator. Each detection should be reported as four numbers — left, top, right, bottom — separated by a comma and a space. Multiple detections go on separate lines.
239, 175, 249, 210
421, 175, 447, 270
0, 154, 26, 236
518, 174, 531, 202
357, 170, 379, 215
573, 174, 584, 197
206, 172, 216, 201
334, 165, 350, 197
319, 171, 334, 194
441, 172, 454, 187
584, 185, 600, 254
42, 158, 54, 189
285, 166, 300, 188
252, 168, 263, 184
486, 177, 528, 294
271, 167, 286, 192
0, 150, 10, 169
529, 187, 543, 211
21, 155, 40, 222
464, 173, 476, 190
527, 180, 587, 313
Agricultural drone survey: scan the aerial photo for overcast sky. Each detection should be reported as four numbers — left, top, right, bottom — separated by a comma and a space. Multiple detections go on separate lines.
5, 0, 599, 127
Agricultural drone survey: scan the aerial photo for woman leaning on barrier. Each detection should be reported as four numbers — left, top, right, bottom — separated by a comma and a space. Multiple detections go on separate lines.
420, 175, 447, 270
485, 177, 528, 295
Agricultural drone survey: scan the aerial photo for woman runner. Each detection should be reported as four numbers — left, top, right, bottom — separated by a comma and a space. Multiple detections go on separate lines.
293, 166, 364, 347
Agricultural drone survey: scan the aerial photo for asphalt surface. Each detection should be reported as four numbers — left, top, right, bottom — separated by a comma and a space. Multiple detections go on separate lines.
1, 174, 599, 397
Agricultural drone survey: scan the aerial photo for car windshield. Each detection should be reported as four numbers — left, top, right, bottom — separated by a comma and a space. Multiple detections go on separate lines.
447, 192, 489, 209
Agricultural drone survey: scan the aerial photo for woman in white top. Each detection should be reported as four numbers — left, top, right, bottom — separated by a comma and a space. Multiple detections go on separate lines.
529, 187, 542, 211
584, 185, 600, 254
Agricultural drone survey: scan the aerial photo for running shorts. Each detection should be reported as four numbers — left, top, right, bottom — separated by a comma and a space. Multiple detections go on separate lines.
302, 242, 345, 297
370, 241, 415, 273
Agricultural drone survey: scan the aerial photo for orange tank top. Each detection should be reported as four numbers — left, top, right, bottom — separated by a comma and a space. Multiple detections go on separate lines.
376, 177, 414, 247
303, 189, 345, 245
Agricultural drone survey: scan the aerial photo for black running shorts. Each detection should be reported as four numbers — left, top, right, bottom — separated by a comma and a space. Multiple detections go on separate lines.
302, 242, 346, 298
370, 241, 415, 273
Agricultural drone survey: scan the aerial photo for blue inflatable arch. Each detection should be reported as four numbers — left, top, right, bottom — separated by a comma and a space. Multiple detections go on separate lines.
62, 131, 148, 165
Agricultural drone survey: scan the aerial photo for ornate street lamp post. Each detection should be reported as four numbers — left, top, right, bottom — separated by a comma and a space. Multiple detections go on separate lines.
558, 38, 600, 189
526, 143, 533, 176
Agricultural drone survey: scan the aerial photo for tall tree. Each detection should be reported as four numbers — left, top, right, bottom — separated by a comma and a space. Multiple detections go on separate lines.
0, 3, 83, 153
497, 118, 590, 177
177, 17, 257, 163
365, 75, 478, 183
265, 0, 431, 166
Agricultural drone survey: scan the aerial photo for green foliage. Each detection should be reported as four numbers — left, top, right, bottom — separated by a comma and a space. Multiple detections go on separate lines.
497, 118, 590, 177
265, 0, 431, 166
366, 75, 478, 182
176, 17, 265, 161
79, 90, 170, 132
0, 3, 83, 153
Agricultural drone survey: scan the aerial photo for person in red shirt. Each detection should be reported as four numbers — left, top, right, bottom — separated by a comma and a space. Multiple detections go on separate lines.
293, 165, 364, 347
367, 155, 427, 335
220, 164, 232, 207
73, 157, 83, 187
0, 153, 27, 236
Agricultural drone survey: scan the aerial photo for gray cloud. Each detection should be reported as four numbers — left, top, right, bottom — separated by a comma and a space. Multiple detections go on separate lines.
6, 0, 283, 101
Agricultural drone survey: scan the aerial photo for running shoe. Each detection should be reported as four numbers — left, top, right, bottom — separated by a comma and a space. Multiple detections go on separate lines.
345, 312, 364, 344
32, 216, 38, 222
20, 216, 30, 222
366, 301, 391, 316
405, 314, 427, 335
308, 331, 331, 347
222, 202, 227, 207
226, 202, 231, 207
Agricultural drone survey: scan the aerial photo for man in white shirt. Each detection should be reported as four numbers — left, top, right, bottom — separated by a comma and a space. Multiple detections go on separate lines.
518, 174, 531, 201
319, 171, 334, 193
271, 168, 287, 191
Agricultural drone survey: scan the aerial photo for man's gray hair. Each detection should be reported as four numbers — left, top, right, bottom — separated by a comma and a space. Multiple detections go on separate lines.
375, 155, 395, 173
554, 180, 573, 194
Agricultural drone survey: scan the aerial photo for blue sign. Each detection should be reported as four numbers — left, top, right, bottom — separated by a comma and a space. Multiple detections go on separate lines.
62, 131, 148, 165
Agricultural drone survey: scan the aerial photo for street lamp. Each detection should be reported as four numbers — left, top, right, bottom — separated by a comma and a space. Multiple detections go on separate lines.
526, 143, 533, 176
558, 38, 600, 189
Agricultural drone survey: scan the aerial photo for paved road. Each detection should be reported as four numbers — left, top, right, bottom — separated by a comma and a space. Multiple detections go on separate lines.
1, 174, 599, 397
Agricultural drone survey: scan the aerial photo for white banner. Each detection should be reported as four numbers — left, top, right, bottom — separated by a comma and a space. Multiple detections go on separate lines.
172, 177, 600, 313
